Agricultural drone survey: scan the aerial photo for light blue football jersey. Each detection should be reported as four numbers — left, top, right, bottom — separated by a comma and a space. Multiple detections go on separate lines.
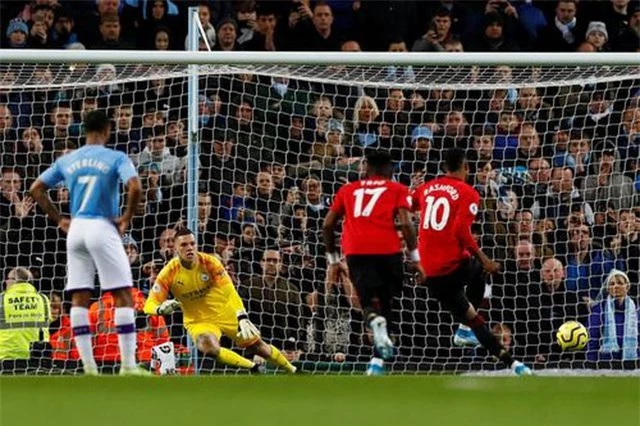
39, 145, 137, 219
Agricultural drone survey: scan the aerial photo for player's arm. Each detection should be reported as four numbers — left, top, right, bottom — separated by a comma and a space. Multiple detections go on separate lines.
30, 162, 69, 233
455, 191, 499, 274
396, 188, 425, 282
322, 187, 344, 264
143, 265, 180, 315
322, 189, 348, 283
116, 154, 143, 234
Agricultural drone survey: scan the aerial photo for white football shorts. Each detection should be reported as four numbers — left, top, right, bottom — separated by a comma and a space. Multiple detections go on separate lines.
66, 218, 133, 292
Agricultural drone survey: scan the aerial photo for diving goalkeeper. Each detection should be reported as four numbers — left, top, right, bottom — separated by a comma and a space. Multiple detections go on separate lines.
144, 228, 296, 374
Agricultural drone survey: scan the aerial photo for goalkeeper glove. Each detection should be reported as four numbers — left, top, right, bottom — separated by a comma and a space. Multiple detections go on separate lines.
156, 300, 181, 315
237, 311, 261, 341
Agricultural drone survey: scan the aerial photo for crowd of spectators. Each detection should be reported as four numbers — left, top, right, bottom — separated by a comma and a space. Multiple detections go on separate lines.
1, 0, 639, 371
2, 0, 640, 53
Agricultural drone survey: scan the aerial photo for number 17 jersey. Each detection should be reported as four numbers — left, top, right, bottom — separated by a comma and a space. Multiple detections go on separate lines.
330, 178, 411, 256
411, 176, 481, 277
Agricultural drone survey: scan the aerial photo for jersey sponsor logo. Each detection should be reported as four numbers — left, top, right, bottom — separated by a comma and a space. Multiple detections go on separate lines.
201, 273, 210, 282
181, 283, 214, 300
175, 279, 185, 286
469, 203, 478, 215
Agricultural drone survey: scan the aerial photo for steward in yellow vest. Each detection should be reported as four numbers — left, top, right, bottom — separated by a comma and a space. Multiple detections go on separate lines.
0, 267, 51, 361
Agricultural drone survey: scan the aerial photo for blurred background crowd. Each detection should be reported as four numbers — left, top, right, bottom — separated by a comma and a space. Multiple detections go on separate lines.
0, 0, 639, 372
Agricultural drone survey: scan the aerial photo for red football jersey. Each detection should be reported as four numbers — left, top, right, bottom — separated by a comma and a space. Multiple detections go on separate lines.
330, 178, 411, 255
411, 176, 480, 276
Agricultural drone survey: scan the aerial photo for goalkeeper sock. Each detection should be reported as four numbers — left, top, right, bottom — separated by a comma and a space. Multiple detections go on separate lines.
70, 306, 98, 373
267, 345, 296, 373
115, 307, 137, 370
217, 348, 255, 370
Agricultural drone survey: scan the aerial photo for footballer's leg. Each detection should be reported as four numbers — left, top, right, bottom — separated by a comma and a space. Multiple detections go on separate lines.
347, 255, 394, 375
67, 224, 99, 375
455, 260, 483, 348
69, 290, 99, 375
432, 281, 532, 376
251, 340, 297, 373
195, 333, 257, 370
90, 222, 142, 375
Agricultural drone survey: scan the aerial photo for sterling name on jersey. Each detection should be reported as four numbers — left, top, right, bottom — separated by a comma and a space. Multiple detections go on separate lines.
39, 145, 137, 219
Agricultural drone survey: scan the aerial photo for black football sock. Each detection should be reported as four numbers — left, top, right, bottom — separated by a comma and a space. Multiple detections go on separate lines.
468, 316, 514, 368
465, 261, 486, 310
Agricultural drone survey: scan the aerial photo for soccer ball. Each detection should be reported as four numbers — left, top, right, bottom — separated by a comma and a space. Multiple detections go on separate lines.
556, 321, 589, 351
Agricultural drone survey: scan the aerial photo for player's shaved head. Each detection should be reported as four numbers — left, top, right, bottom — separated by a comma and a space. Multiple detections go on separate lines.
84, 110, 111, 135
365, 150, 393, 178
444, 147, 467, 173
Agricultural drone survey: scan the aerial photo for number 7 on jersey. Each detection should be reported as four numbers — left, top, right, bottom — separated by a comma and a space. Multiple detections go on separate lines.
77, 175, 97, 213
353, 187, 387, 217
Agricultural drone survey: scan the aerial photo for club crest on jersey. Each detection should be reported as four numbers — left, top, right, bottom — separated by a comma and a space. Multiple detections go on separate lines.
469, 203, 478, 215
152, 284, 161, 293
201, 273, 210, 282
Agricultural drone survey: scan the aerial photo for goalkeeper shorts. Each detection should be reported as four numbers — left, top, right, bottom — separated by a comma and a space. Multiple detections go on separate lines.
186, 314, 259, 348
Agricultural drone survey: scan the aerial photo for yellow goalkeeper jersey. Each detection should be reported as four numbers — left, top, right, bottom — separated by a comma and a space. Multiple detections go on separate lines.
144, 252, 244, 327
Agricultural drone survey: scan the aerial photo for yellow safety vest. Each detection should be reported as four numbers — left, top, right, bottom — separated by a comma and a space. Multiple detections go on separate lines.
0, 282, 51, 361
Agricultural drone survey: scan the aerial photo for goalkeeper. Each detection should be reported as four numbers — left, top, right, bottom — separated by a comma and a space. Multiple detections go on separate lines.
144, 228, 296, 374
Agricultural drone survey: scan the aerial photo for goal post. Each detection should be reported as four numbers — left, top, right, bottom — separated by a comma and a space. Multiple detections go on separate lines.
0, 49, 638, 375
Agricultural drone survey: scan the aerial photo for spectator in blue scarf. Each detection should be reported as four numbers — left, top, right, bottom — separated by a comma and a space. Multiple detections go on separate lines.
587, 269, 639, 362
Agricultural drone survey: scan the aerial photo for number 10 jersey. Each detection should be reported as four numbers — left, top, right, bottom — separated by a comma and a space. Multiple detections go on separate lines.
411, 176, 481, 277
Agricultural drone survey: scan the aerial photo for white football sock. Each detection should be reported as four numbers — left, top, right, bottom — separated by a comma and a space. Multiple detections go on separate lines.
114, 307, 137, 370
370, 357, 384, 367
70, 306, 98, 373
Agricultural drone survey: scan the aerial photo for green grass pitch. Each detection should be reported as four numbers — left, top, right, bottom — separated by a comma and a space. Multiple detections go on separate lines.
1, 376, 638, 426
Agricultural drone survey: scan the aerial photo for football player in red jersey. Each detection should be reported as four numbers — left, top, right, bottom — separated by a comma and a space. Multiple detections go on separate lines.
323, 150, 424, 375
412, 148, 532, 376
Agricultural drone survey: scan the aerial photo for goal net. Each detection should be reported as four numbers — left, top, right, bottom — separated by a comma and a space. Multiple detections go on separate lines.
1, 56, 639, 375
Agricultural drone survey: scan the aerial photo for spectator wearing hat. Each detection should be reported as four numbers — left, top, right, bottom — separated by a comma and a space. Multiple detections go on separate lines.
586, 269, 639, 363
214, 17, 239, 51
5, 19, 29, 49
50, 8, 79, 49
398, 126, 440, 187
138, 0, 179, 49
582, 140, 636, 211
578, 21, 609, 52
466, 11, 519, 52
537, 0, 585, 52
612, 3, 640, 52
